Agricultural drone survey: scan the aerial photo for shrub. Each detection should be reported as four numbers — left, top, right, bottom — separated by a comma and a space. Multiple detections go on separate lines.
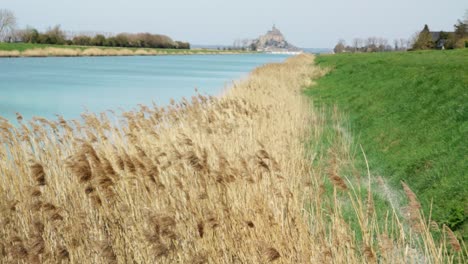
175, 41, 190, 49
104, 37, 117, 47
114, 33, 130, 47
72, 35, 92, 46
455, 37, 468, 48
43, 25, 66, 45
18, 27, 39, 43
91, 34, 106, 46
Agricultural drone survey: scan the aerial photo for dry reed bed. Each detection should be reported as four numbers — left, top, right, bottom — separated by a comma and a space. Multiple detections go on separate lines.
0, 47, 235, 58
0, 54, 465, 263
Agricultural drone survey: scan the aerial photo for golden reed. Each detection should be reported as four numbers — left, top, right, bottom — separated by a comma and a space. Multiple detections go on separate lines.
0, 47, 239, 57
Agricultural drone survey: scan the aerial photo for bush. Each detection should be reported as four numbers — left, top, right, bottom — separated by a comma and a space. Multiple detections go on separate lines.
114, 33, 130, 47
104, 37, 117, 47
37, 34, 50, 44
455, 37, 468, 49
72, 35, 92, 46
18, 27, 39, 43
175, 41, 190, 49
445, 34, 457, 49
43, 25, 66, 45
35, 25, 66, 45
91, 34, 106, 46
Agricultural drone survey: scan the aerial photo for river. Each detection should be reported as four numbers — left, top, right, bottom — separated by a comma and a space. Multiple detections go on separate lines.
0, 54, 290, 122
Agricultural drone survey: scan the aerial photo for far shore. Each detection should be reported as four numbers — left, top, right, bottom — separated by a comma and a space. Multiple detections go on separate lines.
0, 43, 254, 58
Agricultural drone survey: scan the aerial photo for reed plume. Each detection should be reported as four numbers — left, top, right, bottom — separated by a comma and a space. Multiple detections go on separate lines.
30, 162, 47, 186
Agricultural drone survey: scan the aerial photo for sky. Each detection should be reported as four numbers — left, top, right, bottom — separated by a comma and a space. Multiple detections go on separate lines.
3, 0, 467, 48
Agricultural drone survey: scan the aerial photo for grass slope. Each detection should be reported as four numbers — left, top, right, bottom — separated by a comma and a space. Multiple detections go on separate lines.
306, 49, 468, 238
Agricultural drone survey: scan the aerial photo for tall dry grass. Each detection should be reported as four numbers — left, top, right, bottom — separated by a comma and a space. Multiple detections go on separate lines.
0, 47, 231, 58
0, 54, 465, 263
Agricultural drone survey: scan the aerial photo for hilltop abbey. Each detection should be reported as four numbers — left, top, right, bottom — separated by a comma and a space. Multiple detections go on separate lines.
254, 25, 301, 53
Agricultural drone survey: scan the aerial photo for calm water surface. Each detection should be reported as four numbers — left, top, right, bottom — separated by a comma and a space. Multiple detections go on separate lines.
0, 54, 289, 122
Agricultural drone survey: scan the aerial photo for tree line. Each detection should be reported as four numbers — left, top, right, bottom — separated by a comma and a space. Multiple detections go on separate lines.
334, 11, 467, 53
0, 9, 190, 49
333, 37, 410, 54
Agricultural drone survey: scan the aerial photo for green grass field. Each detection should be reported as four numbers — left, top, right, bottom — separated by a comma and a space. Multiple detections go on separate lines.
307, 49, 468, 239
0, 42, 243, 54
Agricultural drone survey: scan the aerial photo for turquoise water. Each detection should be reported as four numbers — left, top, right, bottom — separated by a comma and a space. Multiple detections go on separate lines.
0, 54, 289, 122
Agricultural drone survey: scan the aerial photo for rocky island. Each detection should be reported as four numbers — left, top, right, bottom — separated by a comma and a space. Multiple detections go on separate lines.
253, 25, 302, 54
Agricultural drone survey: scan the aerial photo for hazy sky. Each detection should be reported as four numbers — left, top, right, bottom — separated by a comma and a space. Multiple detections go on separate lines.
3, 0, 467, 48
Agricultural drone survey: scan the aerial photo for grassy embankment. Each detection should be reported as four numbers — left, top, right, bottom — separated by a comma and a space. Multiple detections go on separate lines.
0, 43, 248, 57
306, 49, 468, 241
0, 54, 465, 263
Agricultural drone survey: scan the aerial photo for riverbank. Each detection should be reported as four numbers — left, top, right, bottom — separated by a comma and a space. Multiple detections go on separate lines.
0, 55, 464, 263
0, 43, 252, 57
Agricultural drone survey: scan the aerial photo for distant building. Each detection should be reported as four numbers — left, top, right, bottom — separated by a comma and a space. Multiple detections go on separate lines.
254, 25, 302, 53
430, 31, 454, 49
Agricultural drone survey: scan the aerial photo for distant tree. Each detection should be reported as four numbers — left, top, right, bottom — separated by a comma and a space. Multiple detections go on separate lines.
249, 43, 257, 51
18, 27, 39, 43
352, 38, 361, 52
400, 38, 410, 50
150, 34, 175, 48
451, 13, 468, 49
453, 19, 467, 39
445, 33, 457, 49
461, 10, 468, 48
333, 39, 346, 53
0, 9, 17, 42
39, 25, 66, 45
377, 38, 389, 52
454, 36, 468, 49
175, 41, 190, 49
412, 24, 434, 50
115, 33, 130, 47
72, 35, 92, 46
129, 33, 144, 47
464, 9, 468, 25
356, 38, 364, 51
394, 39, 400, 50
91, 34, 106, 46
364, 37, 378, 52
105, 37, 117, 47
3, 20, 187, 50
